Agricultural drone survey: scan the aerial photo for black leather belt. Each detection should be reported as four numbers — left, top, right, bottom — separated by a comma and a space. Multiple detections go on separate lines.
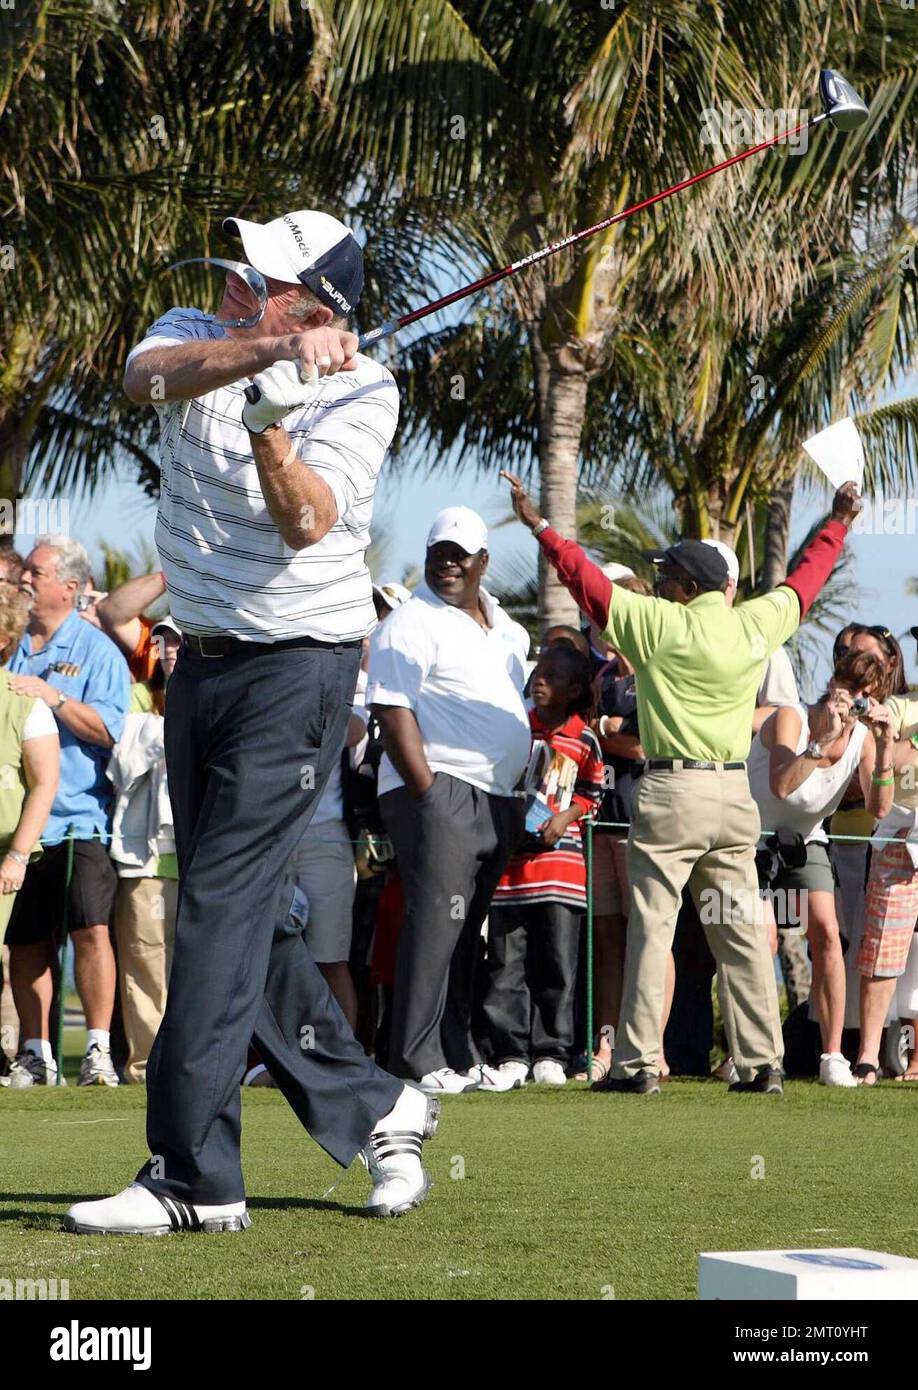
183, 632, 361, 659
646, 759, 746, 771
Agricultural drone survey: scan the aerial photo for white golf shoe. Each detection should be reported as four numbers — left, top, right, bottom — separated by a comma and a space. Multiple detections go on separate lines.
819, 1052, 858, 1088
63, 1182, 250, 1235
361, 1085, 440, 1218
78, 1043, 119, 1087
531, 1059, 567, 1086
417, 1067, 480, 1095
8, 1051, 59, 1088
467, 1061, 529, 1091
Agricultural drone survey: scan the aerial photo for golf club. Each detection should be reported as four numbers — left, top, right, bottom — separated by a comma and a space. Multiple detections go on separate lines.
232, 68, 869, 403
354, 69, 869, 352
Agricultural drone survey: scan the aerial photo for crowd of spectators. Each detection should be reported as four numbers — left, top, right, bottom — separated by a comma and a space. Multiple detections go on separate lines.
1, 504, 917, 1096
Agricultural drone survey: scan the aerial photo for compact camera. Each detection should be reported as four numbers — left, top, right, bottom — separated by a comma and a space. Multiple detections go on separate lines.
851, 696, 870, 717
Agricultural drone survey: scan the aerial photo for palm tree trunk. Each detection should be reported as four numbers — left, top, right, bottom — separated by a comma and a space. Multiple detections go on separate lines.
536, 360, 587, 628
760, 479, 794, 591
0, 411, 29, 548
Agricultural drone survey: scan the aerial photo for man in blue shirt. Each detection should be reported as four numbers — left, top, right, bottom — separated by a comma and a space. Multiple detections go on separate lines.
6, 536, 130, 1089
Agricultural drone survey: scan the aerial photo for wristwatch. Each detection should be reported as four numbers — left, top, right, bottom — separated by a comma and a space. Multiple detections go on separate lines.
804, 739, 823, 759
54, 691, 69, 711
532, 518, 549, 538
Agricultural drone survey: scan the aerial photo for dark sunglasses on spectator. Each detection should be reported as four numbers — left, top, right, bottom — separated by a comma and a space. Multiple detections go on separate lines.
837, 624, 896, 659
861, 625, 897, 659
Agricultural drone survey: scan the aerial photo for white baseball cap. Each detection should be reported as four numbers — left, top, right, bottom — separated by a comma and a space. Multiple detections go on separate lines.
601, 562, 635, 582
151, 614, 182, 639
223, 209, 364, 316
426, 507, 489, 555
701, 539, 740, 585
372, 581, 412, 611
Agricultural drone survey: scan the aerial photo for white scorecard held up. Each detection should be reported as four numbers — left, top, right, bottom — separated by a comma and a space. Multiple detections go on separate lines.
802, 418, 865, 492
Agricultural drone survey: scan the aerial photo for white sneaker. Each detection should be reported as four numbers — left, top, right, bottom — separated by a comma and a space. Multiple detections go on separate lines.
819, 1053, 857, 1088
63, 1182, 249, 1235
417, 1067, 480, 1095
78, 1043, 119, 1087
467, 1061, 528, 1092
361, 1086, 440, 1217
8, 1051, 59, 1088
531, 1059, 567, 1086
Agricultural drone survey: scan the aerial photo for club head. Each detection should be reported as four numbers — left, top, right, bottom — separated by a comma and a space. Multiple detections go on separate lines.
166, 256, 268, 328
819, 69, 870, 132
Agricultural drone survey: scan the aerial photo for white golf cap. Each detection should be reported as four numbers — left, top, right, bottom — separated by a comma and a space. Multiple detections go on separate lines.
701, 539, 740, 585
372, 581, 412, 611
426, 507, 489, 555
223, 209, 364, 316
601, 562, 635, 582
151, 614, 182, 638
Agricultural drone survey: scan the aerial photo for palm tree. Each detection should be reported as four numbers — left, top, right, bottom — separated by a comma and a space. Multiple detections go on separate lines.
386, 3, 918, 622
2, 1, 489, 502
601, 224, 918, 573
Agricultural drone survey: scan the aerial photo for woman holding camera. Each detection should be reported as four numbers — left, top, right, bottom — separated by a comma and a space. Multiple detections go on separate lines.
746, 650, 893, 1086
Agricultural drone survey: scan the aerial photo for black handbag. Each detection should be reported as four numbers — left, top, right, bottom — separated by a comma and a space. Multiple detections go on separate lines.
755, 827, 808, 888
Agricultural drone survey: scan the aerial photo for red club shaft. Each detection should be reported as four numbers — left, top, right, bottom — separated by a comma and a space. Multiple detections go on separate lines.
359, 113, 819, 348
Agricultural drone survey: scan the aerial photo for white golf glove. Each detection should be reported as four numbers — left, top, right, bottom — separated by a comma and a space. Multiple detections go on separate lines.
241, 358, 323, 434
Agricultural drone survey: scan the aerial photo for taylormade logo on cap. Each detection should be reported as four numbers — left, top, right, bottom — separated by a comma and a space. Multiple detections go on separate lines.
282, 216, 312, 264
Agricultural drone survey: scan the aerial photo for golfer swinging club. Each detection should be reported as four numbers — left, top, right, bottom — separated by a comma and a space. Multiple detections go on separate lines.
65, 210, 440, 1235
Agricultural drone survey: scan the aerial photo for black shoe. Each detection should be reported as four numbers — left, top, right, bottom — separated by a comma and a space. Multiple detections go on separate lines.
591, 1068, 661, 1095
729, 1066, 784, 1094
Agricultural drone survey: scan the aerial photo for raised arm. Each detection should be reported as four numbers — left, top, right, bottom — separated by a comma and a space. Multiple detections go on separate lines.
500, 472, 612, 628
124, 325, 359, 405
96, 570, 167, 659
781, 481, 862, 617
859, 702, 895, 821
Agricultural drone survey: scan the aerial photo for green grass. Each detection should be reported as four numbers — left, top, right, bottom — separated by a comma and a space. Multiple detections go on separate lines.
2, 1076, 916, 1300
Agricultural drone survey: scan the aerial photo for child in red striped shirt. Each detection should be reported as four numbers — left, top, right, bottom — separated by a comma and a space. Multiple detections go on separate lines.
482, 644, 604, 1087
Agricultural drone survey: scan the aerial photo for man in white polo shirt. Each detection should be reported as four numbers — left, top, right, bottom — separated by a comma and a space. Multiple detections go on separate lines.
65, 209, 441, 1237
368, 507, 531, 1094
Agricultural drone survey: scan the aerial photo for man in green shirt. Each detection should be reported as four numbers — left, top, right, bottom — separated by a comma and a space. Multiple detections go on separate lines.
503, 472, 861, 1094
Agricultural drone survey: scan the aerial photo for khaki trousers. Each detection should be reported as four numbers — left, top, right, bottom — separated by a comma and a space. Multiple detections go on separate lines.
113, 877, 177, 1084
615, 767, 783, 1081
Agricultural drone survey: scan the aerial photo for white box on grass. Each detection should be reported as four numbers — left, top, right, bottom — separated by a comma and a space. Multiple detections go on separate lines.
699, 1248, 918, 1300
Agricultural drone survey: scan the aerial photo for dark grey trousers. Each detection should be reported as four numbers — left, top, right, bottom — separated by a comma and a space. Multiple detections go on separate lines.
136, 641, 402, 1206
482, 901, 582, 1065
380, 774, 525, 1080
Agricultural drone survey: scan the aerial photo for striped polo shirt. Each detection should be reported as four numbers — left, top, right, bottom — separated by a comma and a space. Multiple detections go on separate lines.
127, 307, 399, 642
